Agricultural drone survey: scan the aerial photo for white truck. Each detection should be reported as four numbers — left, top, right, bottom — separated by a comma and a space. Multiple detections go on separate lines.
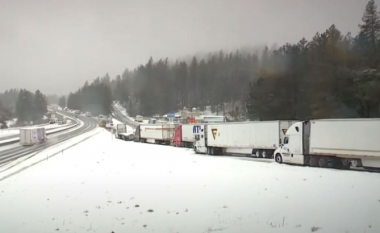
134, 124, 176, 144
274, 119, 380, 170
114, 124, 134, 141
193, 121, 294, 157
20, 127, 47, 146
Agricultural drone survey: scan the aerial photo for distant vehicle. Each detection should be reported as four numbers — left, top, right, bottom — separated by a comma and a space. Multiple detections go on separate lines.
135, 115, 143, 122
106, 122, 114, 129
148, 118, 157, 124
58, 121, 63, 125
114, 124, 134, 141
20, 127, 47, 146
98, 119, 107, 128
49, 117, 57, 124
74, 110, 80, 114
64, 107, 68, 111
85, 112, 92, 117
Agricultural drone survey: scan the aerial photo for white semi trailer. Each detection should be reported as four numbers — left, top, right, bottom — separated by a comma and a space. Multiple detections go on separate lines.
193, 121, 294, 157
135, 124, 176, 144
273, 119, 380, 170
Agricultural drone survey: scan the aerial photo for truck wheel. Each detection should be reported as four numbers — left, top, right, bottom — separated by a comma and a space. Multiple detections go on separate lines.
309, 156, 318, 167
207, 147, 211, 155
338, 158, 351, 170
318, 157, 327, 168
257, 150, 263, 158
262, 150, 267, 158
275, 154, 283, 164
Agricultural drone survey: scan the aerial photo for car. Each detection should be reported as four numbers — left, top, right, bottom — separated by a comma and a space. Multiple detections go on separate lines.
85, 112, 92, 117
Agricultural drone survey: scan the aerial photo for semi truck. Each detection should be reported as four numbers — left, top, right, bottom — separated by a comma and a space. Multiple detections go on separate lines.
172, 124, 195, 148
274, 119, 380, 170
134, 124, 176, 144
20, 127, 47, 146
193, 121, 294, 157
114, 124, 134, 141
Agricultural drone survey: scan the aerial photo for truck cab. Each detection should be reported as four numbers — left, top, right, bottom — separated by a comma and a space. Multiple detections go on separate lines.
193, 124, 207, 153
274, 121, 306, 165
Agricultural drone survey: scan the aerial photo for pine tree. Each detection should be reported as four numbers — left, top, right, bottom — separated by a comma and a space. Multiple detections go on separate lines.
34, 90, 47, 121
58, 96, 66, 109
359, 0, 380, 68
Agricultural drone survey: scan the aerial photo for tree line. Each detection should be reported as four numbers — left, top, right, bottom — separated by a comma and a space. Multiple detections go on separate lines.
67, 75, 113, 116
0, 89, 48, 126
84, 0, 374, 120
247, 0, 380, 120
12, 0, 377, 121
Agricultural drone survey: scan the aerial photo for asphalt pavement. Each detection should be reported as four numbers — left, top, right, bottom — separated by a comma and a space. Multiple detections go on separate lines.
0, 110, 98, 168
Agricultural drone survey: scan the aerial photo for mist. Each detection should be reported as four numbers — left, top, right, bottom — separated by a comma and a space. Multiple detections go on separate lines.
0, 0, 374, 95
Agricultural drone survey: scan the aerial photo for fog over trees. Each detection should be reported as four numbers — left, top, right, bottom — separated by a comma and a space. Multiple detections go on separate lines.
2, 0, 380, 121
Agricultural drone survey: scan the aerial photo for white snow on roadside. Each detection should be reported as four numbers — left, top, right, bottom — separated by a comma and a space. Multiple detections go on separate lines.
0, 131, 380, 233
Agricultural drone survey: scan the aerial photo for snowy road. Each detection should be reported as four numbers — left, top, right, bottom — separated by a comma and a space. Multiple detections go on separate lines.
0, 131, 380, 233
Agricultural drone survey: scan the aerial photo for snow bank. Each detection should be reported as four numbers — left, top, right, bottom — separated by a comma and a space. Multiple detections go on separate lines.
0, 131, 380, 233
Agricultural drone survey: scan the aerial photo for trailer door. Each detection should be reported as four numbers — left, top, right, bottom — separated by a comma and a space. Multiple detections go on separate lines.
194, 124, 207, 153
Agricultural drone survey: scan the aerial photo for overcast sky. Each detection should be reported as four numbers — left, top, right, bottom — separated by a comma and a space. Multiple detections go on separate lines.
0, 0, 375, 95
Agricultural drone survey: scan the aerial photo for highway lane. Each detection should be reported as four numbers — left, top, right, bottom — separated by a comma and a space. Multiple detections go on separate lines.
0, 110, 98, 168
0, 122, 76, 142
112, 106, 139, 128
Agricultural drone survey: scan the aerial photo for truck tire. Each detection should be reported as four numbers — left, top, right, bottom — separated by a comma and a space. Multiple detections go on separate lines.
318, 157, 327, 168
309, 156, 318, 167
262, 150, 268, 158
275, 154, 283, 164
207, 147, 211, 155
337, 158, 351, 170
257, 150, 263, 158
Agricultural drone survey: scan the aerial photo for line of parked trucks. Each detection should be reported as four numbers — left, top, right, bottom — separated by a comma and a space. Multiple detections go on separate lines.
112, 118, 380, 171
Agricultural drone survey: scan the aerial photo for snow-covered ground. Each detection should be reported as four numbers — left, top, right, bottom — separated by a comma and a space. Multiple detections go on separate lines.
0, 131, 380, 233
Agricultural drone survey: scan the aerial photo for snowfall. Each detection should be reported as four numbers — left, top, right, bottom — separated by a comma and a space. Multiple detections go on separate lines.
0, 130, 380, 233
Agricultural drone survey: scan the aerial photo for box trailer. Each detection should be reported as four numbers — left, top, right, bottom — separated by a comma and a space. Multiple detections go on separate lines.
134, 124, 176, 144
172, 124, 195, 148
193, 121, 294, 157
20, 127, 47, 146
274, 119, 380, 170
